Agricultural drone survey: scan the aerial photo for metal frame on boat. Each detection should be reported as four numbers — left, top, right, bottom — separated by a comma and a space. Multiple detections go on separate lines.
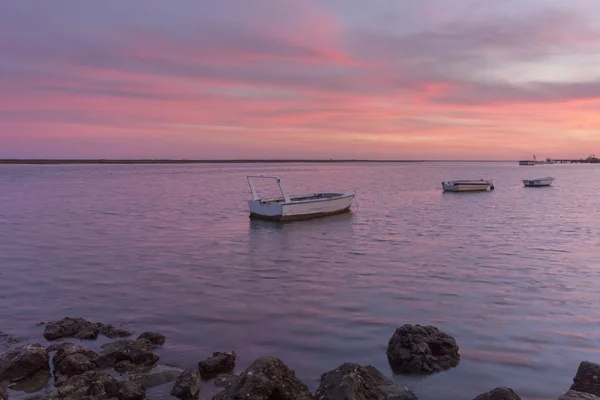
441, 179, 494, 192
522, 176, 554, 187
247, 175, 355, 221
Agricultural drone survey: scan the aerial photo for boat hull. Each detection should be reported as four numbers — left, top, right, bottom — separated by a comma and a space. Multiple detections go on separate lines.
523, 177, 554, 187
442, 180, 493, 192
248, 192, 355, 221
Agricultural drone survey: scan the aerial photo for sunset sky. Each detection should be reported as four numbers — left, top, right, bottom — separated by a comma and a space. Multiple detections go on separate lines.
2, 0, 600, 160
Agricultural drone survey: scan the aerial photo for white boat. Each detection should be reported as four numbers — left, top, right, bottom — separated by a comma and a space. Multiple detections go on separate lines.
442, 179, 494, 192
522, 176, 554, 187
247, 175, 355, 221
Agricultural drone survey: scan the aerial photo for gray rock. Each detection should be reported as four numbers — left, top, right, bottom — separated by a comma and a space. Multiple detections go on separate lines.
213, 356, 313, 400
315, 362, 416, 400
570, 361, 600, 397
7, 368, 51, 393
386, 324, 460, 374
43, 317, 132, 341
57, 371, 120, 399
170, 369, 201, 399
135, 332, 165, 346
560, 390, 600, 400
117, 379, 146, 400
0, 344, 49, 382
99, 340, 159, 368
214, 373, 239, 389
127, 365, 184, 389
52, 343, 101, 383
472, 387, 521, 400
197, 352, 236, 379
0, 382, 7, 400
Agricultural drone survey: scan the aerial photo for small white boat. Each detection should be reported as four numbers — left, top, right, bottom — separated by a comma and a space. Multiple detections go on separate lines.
247, 175, 355, 221
523, 176, 554, 187
442, 179, 494, 192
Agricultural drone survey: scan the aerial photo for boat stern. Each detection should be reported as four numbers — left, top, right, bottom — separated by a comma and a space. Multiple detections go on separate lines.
248, 199, 284, 220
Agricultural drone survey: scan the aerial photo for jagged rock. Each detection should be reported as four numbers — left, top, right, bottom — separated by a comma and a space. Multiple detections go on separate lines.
43, 317, 132, 341
198, 352, 236, 379
0, 344, 49, 382
136, 332, 165, 346
52, 343, 101, 383
570, 361, 600, 397
116, 379, 145, 400
315, 362, 416, 400
214, 373, 239, 389
213, 356, 313, 400
472, 387, 521, 400
99, 340, 159, 368
126, 365, 184, 389
560, 390, 600, 400
385, 324, 460, 374
57, 371, 120, 399
170, 369, 201, 399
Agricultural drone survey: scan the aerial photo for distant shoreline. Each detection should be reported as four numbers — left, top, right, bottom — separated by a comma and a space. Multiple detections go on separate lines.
0, 159, 514, 165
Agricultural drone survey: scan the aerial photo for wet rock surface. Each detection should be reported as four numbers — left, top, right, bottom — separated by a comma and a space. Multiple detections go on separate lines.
51, 343, 102, 384
0, 344, 49, 382
472, 387, 522, 400
213, 356, 313, 400
385, 324, 460, 374
214, 373, 239, 389
560, 390, 600, 400
99, 339, 159, 368
570, 361, 600, 397
315, 362, 416, 400
170, 369, 201, 399
126, 365, 184, 389
135, 332, 165, 346
43, 317, 132, 341
197, 351, 236, 379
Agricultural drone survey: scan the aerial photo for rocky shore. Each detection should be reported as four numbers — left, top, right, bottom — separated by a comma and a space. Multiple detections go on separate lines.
1, 317, 598, 399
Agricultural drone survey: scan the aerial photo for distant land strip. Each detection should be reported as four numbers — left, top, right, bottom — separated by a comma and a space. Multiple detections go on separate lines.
0, 159, 516, 165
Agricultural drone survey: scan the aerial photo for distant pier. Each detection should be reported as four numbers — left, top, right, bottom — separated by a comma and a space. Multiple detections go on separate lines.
519, 155, 599, 165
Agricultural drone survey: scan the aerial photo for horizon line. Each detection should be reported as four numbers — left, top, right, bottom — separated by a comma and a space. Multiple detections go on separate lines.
0, 158, 523, 164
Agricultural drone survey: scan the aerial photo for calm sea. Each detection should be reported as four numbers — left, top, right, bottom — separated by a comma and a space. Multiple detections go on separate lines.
1, 162, 600, 399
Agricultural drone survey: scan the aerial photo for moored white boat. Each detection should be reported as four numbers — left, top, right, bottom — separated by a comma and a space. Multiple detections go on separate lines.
522, 176, 554, 187
442, 179, 494, 192
247, 175, 355, 221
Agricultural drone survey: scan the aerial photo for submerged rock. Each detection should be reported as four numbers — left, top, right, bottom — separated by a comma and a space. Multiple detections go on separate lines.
136, 332, 165, 346
170, 369, 201, 399
315, 362, 417, 400
570, 361, 600, 397
0, 332, 20, 349
0, 343, 49, 382
385, 324, 460, 374
472, 387, 521, 400
43, 317, 132, 341
198, 352, 236, 379
560, 390, 600, 400
126, 365, 184, 389
7, 368, 51, 393
213, 356, 313, 400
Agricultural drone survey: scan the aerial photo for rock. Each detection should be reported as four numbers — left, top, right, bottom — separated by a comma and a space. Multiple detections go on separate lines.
127, 365, 184, 389
52, 343, 101, 383
385, 324, 460, 374
43, 317, 131, 341
117, 379, 146, 400
315, 362, 416, 400
0, 332, 20, 349
570, 361, 600, 397
472, 387, 521, 400
7, 368, 51, 393
170, 369, 201, 399
197, 352, 236, 379
57, 371, 120, 399
0, 382, 7, 400
136, 332, 165, 346
213, 356, 313, 400
99, 340, 159, 368
560, 390, 600, 400
214, 373, 239, 389
0, 344, 49, 382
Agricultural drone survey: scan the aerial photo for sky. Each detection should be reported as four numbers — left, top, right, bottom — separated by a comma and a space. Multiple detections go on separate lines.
2, 0, 600, 160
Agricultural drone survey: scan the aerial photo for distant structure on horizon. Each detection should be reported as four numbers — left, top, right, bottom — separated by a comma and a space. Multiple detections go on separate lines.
518, 154, 599, 165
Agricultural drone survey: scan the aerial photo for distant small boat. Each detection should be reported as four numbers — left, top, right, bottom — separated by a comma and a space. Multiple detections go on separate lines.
247, 175, 355, 221
442, 179, 494, 192
522, 176, 554, 187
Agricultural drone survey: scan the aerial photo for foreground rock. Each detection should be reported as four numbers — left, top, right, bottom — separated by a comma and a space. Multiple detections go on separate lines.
127, 365, 184, 389
0, 344, 49, 382
560, 390, 600, 400
386, 324, 460, 374
136, 332, 165, 346
315, 362, 417, 400
472, 387, 521, 400
57, 370, 145, 400
170, 369, 201, 399
99, 338, 159, 369
50, 343, 102, 385
213, 356, 313, 400
570, 361, 600, 397
198, 351, 237, 379
43, 317, 132, 341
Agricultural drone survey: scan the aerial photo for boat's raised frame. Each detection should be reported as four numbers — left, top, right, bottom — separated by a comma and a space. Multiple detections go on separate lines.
247, 175, 355, 221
